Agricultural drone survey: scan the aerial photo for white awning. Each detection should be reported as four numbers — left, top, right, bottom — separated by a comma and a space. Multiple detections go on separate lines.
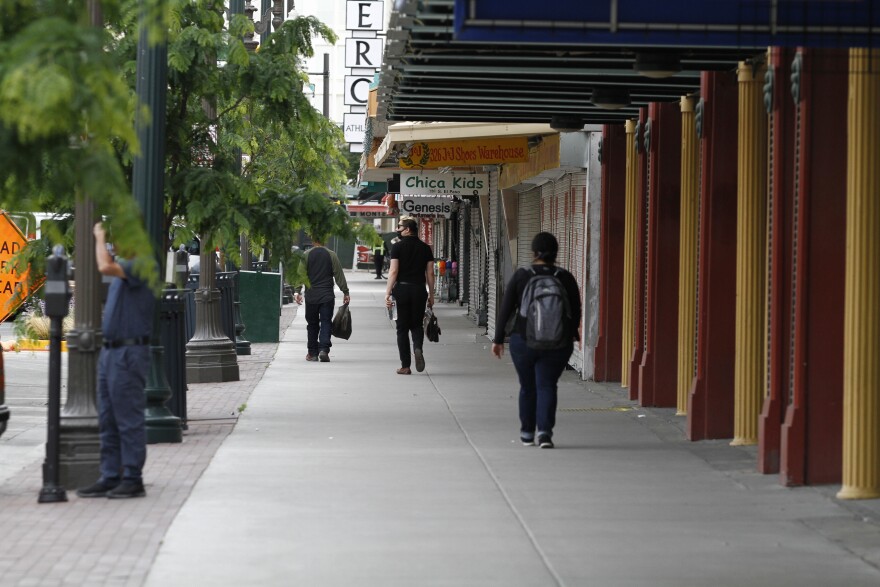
374, 122, 558, 167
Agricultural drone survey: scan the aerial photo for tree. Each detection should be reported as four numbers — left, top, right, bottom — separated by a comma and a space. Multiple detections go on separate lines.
0, 0, 152, 277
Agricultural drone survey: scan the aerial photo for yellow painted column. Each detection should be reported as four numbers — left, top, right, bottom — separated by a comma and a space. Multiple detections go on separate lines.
838, 48, 880, 500
677, 96, 698, 415
731, 62, 768, 446
621, 120, 638, 388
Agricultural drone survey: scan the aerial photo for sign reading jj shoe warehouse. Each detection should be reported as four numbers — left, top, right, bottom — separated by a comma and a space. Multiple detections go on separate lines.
399, 137, 529, 169
399, 172, 489, 197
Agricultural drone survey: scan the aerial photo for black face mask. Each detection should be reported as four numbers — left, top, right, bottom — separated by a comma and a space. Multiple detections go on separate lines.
396, 230, 404, 237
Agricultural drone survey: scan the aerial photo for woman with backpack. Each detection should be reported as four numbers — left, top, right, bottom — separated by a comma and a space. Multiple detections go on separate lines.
491, 232, 582, 449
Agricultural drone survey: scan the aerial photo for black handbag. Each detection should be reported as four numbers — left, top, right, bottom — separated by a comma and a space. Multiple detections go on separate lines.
331, 303, 352, 339
425, 310, 441, 343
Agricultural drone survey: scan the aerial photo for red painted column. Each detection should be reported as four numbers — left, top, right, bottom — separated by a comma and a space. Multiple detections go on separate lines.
638, 102, 682, 407
687, 72, 739, 441
594, 125, 626, 382
780, 48, 848, 486
758, 48, 797, 474
629, 109, 649, 401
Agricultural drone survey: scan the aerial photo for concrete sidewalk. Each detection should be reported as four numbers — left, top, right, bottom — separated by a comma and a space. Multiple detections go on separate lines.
144, 272, 880, 587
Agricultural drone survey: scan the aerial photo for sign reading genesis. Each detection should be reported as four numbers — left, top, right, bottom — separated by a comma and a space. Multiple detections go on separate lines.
397, 196, 456, 218
399, 172, 489, 197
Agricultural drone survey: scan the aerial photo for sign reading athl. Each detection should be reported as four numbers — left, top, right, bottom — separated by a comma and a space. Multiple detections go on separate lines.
399, 172, 489, 196
397, 196, 456, 218
399, 137, 529, 169
0, 211, 41, 322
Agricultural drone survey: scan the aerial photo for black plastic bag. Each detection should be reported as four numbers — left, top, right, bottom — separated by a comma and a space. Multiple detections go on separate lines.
331, 303, 352, 340
425, 309, 441, 343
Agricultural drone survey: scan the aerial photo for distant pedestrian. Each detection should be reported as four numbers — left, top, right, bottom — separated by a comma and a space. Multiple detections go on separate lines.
77, 222, 155, 499
385, 216, 434, 374
294, 236, 350, 362
373, 241, 386, 280
491, 232, 582, 449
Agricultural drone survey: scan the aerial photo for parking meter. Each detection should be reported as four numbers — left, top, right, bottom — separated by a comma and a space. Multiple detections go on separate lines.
44, 245, 71, 318
39, 245, 70, 504
174, 245, 190, 289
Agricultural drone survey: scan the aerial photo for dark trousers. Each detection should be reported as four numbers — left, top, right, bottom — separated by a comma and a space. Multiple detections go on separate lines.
306, 300, 334, 355
97, 346, 150, 482
508, 333, 573, 439
393, 282, 428, 368
374, 253, 384, 277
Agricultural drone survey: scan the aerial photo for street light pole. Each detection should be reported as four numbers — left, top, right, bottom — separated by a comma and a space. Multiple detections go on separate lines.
132, 0, 182, 443
59, 0, 103, 487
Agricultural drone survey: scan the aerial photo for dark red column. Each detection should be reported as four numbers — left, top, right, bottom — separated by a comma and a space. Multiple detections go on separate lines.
758, 47, 797, 474
780, 48, 847, 486
594, 124, 626, 382
628, 109, 649, 401
687, 72, 738, 441
638, 102, 681, 407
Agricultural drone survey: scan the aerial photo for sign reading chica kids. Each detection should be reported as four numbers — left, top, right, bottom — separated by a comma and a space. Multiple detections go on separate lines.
399, 137, 529, 169
399, 171, 489, 196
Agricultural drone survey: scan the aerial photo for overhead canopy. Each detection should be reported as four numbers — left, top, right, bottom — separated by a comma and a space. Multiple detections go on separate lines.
378, 0, 873, 126
374, 121, 558, 166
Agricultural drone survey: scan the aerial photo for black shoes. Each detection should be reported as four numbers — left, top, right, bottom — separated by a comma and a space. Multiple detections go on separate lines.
318, 350, 330, 362
537, 435, 554, 449
77, 478, 146, 499
520, 435, 535, 446
76, 479, 119, 498
107, 481, 146, 499
414, 348, 425, 372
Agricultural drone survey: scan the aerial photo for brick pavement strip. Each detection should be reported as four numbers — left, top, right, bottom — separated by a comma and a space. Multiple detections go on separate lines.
0, 306, 296, 587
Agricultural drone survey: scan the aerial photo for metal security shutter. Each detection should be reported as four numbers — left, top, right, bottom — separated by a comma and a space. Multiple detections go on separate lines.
487, 168, 500, 337
554, 174, 572, 271
568, 171, 588, 375
583, 131, 603, 381
469, 201, 483, 323
461, 201, 471, 306
518, 187, 542, 267
540, 182, 554, 231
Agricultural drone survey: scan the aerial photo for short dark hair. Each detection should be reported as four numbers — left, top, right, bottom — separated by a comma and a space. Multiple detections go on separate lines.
531, 232, 558, 264
399, 217, 418, 234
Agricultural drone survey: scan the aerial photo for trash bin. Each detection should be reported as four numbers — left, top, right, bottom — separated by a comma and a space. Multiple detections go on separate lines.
160, 289, 188, 427
216, 271, 236, 343
239, 270, 281, 342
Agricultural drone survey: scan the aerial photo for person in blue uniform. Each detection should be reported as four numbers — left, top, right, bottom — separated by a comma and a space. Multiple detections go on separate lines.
385, 216, 435, 374
76, 222, 155, 499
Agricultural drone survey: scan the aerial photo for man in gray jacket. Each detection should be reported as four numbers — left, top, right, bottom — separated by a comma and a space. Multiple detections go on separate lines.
294, 237, 350, 362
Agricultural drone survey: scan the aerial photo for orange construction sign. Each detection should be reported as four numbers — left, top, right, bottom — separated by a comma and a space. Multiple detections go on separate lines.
0, 211, 41, 322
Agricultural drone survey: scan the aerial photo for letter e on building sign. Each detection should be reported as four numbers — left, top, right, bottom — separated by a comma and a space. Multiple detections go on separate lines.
0, 211, 42, 322
346, 1, 383, 31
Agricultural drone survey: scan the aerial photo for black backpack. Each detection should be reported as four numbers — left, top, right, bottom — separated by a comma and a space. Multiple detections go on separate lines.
518, 268, 571, 350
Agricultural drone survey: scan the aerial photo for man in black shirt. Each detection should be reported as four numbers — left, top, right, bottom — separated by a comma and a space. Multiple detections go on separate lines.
294, 237, 350, 362
385, 216, 435, 374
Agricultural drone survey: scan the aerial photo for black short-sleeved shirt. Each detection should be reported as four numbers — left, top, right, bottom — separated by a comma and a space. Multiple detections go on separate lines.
389, 236, 434, 284
492, 264, 582, 344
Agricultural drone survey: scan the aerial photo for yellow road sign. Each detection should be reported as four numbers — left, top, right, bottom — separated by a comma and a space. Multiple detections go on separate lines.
0, 211, 42, 322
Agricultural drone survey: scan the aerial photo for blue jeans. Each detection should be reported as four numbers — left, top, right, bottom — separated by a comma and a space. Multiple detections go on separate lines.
98, 346, 150, 483
306, 300, 334, 355
508, 333, 573, 439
